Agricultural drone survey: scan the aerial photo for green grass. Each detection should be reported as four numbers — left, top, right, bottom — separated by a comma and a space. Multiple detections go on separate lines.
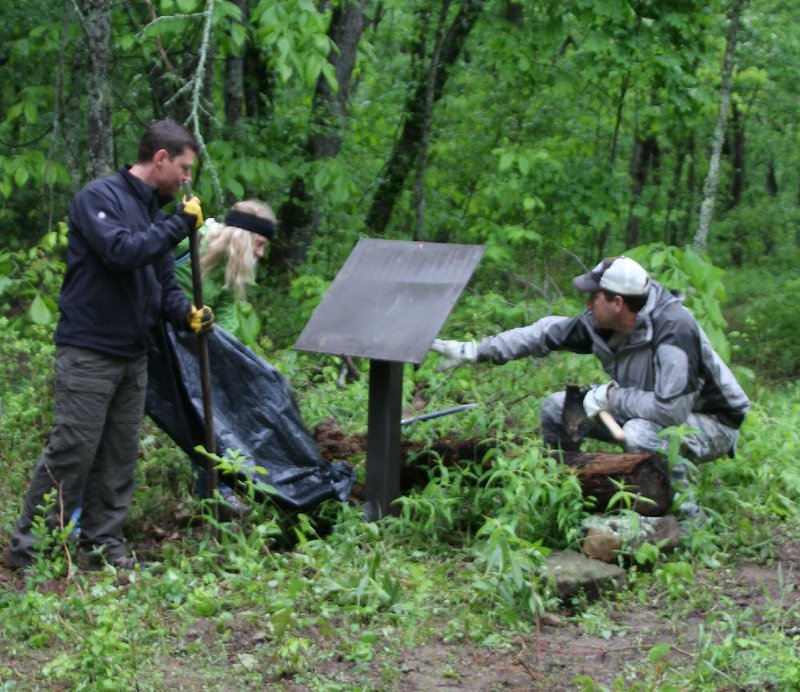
1, 260, 799, 690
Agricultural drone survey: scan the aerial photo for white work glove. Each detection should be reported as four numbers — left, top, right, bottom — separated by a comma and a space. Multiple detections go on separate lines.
583, 382, 613, 418
431, 338, 477, 371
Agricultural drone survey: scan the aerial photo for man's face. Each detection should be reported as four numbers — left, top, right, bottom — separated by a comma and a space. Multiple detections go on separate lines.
586, 290, 622, 330
154, 147, 196, 198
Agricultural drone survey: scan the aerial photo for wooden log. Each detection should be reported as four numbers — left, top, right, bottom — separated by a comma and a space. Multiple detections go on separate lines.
313, 417, 673, 516
557, 451, 672, 517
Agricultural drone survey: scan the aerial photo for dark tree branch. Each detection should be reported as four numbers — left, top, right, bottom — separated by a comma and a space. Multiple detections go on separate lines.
271, 0, 368, 271
365, 0, 484, 235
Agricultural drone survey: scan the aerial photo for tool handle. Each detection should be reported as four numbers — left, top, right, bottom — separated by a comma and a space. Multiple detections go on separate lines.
599, 409, 625, 442
400, 403, 478, 427
182, 178, 218, 519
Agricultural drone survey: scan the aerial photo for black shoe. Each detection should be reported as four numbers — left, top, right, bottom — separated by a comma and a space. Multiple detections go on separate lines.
4, 547, 33, 571
77, 548, 143, 572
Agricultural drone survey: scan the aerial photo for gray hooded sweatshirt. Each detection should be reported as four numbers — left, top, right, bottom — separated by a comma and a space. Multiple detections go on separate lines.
476, 281, 749, 430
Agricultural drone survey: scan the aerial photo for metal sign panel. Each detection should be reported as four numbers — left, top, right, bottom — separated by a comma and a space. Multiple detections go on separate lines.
294, 239, 485, 363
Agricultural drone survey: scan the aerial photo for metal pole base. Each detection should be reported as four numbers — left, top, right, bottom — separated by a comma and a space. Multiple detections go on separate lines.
364, 359, 403, 521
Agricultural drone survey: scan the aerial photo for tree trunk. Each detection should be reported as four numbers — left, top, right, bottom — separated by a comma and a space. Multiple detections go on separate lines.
224, 0, 247, 137
271, 0, 367, 271
758, 159, 779, 257
243, 17, 276, 120
728, 98, 747, 266
597, 71, 629, 257
365, 0, 484, 235
46, 4, 76, 224
625, 132, 659, 248
664, 145, 687, 246
685, 134, 697, 241
309, 0, 366, 160
504, 1, 523, 24
560, 451, 672, 517
766, 159, 778, 196
64, 39, 85, 194
727, 100, 745, 209
692, 0, 744, 252
83, 0, 114, 179
414, 0, 450, 241
609, 72, 629, 168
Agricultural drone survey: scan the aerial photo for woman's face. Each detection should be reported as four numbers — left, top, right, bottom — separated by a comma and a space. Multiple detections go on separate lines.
251, 234, 269, 260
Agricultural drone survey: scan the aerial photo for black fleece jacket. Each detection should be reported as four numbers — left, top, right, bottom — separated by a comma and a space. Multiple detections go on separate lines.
55, 166, 193, 357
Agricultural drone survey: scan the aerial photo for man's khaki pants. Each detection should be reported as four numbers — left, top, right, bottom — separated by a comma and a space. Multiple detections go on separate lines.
9, 346, 147, 566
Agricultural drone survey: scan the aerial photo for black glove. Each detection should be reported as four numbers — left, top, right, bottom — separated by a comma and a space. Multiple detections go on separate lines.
187, 304, 214, 333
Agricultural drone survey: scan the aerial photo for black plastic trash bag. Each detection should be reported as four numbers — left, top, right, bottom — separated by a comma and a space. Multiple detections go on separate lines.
145, 321, 354, 509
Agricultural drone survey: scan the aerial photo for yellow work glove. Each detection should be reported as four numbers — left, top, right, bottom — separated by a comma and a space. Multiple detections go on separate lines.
180, 195, 204, 231
187, 304, 214, 333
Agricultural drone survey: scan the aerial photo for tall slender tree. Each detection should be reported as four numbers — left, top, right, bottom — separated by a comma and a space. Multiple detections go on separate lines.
83, 0, 113, 178
693, 0, 746, 251
224, 0, 248, 137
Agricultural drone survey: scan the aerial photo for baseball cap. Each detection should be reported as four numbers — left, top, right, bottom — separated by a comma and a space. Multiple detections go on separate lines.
572, 256, 650, 296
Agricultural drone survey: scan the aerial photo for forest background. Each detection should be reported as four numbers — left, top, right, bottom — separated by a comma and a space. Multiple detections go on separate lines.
1, 0, 799, 689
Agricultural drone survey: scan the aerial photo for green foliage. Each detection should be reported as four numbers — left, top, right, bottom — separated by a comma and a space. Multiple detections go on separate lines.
472, 447, 586, 548
27, 489, 74, 582
727, 270, 800, 381
469, 516, 551, 619
0, 223, 67, 336
1, 268, 800, 687
395, 458, 477, 541
0, 334, 56, 536
393, 444, 583, 620
251, 0, 336, 87
2, 0, 800, 687
627, 243, 732, 360
283, 272, 330, 339
708, 382, 800, 523
605, 479, 656, 513
0, 149, 70, 200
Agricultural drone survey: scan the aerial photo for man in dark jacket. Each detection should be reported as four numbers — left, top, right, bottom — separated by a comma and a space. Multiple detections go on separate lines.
7, 119, 211, 571
431, 256, 750, 518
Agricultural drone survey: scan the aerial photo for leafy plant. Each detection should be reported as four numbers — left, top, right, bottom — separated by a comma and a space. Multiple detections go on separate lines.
469, 516, 551, 620
626, 243, 732, 360
0, 223, 67, 336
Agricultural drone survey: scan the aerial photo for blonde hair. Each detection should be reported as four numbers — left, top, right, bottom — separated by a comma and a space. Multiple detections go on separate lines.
200, 199, 276, 300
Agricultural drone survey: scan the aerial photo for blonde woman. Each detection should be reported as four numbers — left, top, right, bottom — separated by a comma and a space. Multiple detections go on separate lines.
177, 199, 276, 346
175, 199, 276, 515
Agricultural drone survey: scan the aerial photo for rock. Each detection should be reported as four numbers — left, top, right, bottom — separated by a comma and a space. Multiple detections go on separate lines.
580, 515, 680, 558
539, 612, 564, 627
543, 550, 627, 600
582, 527, 622, 563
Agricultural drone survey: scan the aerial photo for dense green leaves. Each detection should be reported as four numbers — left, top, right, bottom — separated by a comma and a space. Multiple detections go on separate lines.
251, 0, 335, 86
1, 4, 800, 689
0, 0, 796, 354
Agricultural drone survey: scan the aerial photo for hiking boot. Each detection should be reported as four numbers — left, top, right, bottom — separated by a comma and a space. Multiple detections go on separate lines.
77, 548, 143, 572
3, 546, 33, 571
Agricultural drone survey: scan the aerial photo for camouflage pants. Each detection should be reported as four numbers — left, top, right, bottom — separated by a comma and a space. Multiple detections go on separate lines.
9, 346, 147, 565
540, 390, 738, 463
